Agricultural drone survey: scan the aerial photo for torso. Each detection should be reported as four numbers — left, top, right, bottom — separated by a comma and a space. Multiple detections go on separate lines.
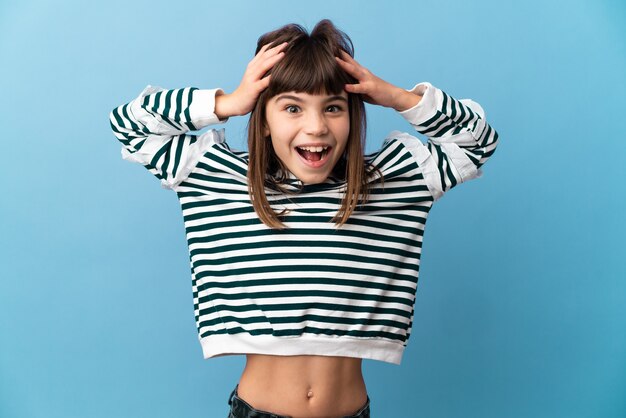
236, 354, 368, 418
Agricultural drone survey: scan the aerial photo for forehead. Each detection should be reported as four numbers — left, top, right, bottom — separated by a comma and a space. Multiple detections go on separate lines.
270, 90, 348, 104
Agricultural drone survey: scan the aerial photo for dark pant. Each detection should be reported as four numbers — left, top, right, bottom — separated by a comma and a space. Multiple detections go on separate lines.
227, 384, 371, 418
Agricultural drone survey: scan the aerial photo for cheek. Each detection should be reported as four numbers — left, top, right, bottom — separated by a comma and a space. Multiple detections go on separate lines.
268, 127, 294, 156
264, 113, 287, 138
267, 119, 297, 143
263, 106, 279, 136
337, 118, 351, 142
263, 117, 273, 137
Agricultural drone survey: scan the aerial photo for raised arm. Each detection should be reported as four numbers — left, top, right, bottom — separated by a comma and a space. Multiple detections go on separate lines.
109, 41, 289, 190
109, 86, 228, 189
335, 51, 499, 201
395, 81, 498, 199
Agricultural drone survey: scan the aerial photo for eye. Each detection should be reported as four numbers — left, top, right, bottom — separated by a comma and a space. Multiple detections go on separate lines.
326, 104, 344, 113
285, 105, 300, 114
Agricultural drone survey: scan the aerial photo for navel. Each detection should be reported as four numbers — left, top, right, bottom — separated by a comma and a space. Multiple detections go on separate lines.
306, 389, 314, 399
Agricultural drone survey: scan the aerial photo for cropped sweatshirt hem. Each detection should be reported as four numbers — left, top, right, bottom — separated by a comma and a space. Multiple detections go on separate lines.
200, 333, 405, 365
109, 81, 499, 365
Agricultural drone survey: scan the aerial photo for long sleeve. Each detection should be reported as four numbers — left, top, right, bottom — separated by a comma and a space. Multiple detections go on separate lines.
109, 85, 229, 190
390, 82, 499, 201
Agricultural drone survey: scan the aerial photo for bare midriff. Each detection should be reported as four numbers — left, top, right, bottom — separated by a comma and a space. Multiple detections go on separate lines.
236, 354, 368, 418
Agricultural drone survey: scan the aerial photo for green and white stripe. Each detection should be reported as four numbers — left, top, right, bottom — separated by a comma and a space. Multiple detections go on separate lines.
109, 82, 498, 364
109, 85, 226, 189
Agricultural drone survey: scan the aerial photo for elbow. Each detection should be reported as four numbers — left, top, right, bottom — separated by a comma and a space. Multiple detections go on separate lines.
109, 107, 121, 132
476, 128, 499, 169
109, 107, 131, 143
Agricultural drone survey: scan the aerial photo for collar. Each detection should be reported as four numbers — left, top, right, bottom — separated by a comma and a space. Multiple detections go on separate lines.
268, 168, 343, 193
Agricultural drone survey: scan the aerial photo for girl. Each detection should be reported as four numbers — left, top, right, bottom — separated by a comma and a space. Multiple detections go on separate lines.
110, 19, 498, 418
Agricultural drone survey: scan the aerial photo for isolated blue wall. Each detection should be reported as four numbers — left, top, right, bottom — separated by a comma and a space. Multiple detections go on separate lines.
0, 1, 624, 417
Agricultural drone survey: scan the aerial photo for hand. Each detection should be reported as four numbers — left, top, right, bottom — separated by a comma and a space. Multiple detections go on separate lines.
215, 41, 288, 118
334, 50, 422, 112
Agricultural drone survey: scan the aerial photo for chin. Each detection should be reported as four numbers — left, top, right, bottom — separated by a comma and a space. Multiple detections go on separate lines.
300, 178, 320, 185
299, 173, 328, 185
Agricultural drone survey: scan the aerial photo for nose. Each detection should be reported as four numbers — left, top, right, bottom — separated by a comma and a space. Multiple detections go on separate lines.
303, 111, 329, 136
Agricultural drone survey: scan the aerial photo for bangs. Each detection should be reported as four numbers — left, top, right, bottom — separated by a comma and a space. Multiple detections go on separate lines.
265, 38, 354, 97
247, 19, 375, 229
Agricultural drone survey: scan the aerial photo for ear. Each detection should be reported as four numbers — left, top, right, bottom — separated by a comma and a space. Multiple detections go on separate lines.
263, 122, 270, 137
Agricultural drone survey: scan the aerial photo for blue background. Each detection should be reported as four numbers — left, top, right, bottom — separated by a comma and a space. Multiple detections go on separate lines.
1, 0, 625, 417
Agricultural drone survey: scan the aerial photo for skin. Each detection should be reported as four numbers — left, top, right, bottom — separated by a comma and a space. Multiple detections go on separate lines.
214, 42, 424, 417
263, 89, 350, 185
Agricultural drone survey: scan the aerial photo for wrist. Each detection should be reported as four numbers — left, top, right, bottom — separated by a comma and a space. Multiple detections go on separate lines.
392, 87, 423, 112
215, 92, 239, 119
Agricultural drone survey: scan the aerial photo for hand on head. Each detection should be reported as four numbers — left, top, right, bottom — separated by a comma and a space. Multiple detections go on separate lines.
215, 41, 288, 119
335, 50, 422, 112
215, 38, 422, 121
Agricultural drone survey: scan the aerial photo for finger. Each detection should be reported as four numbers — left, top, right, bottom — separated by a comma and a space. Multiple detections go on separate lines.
250, 43, 270, 66
344, 83, 366, 94
334, 55, 352, 70
265, 41, 288, 55
339, 51, 368, 76
335, 51, 363, 70
253, 41, 286, 64
335, 56, 364, 80
346, 84, 376, 105
252, 41, 286, 64
339, 49, 352, 59
334, 55, 347, 64
251, 50, 285, 79
255, 42, 272, 57
338, 49, 358, 65
256, 74, 272, 91
250, 42, 286, 70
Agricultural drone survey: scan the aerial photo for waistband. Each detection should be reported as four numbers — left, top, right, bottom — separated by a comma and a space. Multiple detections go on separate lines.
228, 384, 370, 418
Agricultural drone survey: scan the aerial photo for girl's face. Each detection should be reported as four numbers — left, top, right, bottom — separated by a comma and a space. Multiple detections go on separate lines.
264, 90, 350, 185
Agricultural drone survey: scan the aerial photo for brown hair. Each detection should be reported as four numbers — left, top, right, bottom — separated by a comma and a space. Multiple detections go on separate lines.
247, 19, 383, 229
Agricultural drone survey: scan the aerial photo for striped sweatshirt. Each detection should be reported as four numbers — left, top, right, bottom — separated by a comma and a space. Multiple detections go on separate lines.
109, 82, 498, 365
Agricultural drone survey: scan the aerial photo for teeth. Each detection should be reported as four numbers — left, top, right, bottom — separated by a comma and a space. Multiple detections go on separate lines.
297, 145, 329, 152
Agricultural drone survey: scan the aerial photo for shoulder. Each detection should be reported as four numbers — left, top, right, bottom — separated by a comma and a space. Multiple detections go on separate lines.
367, 130, 427, 167
382, 130, 430, 165
363, 131, 424, 180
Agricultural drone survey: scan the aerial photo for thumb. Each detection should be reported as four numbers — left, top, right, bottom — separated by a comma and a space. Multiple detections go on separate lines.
344, 83, 364, 94
259, 74, 272, 90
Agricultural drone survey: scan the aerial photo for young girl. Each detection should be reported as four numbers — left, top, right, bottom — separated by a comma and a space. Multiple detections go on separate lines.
110, 19, 498, 418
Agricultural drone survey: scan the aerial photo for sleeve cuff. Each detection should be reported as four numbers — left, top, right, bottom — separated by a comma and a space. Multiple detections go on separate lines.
398, 82, 441, 127
189, 88, 229, 129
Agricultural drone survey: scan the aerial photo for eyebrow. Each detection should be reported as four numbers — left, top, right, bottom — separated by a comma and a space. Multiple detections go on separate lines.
275, 94, 348, 104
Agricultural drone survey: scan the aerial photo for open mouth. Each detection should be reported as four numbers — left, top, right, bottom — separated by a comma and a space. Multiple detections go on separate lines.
295, 145, 331, 163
